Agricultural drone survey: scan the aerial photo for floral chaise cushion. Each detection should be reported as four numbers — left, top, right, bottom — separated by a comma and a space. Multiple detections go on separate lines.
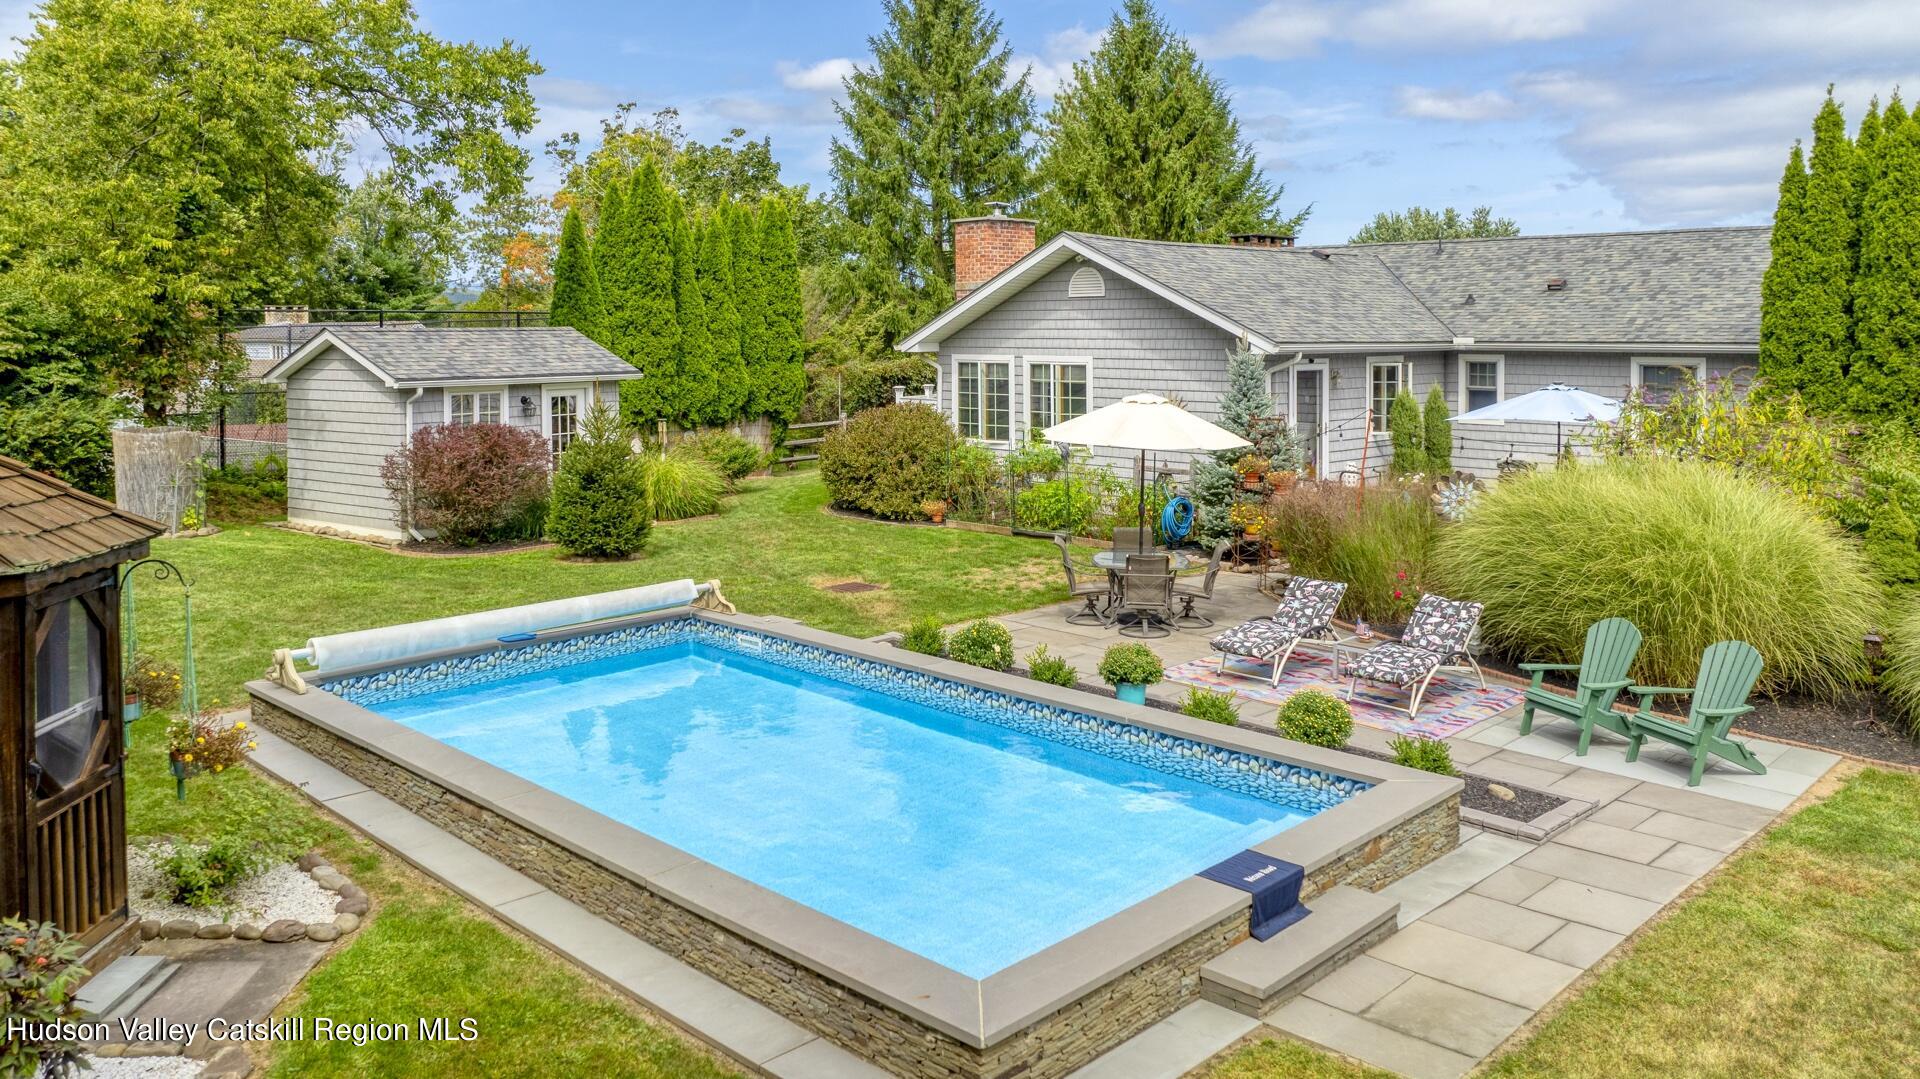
1211, 577, 1347, 657
1400, 594, 1484, 657
1346, 643, 1442, 687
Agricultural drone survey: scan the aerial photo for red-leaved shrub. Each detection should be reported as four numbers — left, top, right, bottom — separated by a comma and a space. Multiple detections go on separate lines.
381, 424, 550, 544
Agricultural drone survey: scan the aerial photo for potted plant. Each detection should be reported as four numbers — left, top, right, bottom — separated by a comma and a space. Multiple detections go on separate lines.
164, 709, 258, 802
1233, 455, 1270, 491
1098, 643, 1164, 705
1228, 502, 1270, 540
920, 498, 948, 524
1265, 469, 1297, 494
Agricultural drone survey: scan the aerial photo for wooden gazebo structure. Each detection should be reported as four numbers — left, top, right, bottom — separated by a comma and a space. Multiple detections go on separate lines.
0, 455, 161, 962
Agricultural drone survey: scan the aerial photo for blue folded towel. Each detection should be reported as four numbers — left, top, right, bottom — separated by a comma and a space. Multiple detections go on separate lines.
1198, 850, 1310, 941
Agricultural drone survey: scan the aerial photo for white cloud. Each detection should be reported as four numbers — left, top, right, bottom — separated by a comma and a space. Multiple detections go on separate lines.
776, 57, 856, 94
1394, 86, 1518, 121
1013, 25, 1104, 98
1207, 0, 1612, 58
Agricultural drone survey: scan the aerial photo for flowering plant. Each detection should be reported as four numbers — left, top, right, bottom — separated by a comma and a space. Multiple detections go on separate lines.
129, 651, 184, 710
1228, 502, 1270, 534
166, 708, 257, 777
1, 918, 89, 1078
1232, 454, 1271, 479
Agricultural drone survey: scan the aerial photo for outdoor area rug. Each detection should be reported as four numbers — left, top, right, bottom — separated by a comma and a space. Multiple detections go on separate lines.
1165, 651, 1524, 739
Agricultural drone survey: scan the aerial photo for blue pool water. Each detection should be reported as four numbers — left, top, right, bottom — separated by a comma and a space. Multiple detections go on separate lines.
373, 641, 1314, 976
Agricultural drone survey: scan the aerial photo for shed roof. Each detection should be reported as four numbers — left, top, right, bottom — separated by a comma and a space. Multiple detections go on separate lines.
263, 327, 643, 388
0, 456, 162, 576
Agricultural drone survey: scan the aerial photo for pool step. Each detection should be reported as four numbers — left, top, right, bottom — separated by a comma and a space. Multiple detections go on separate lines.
1199, 886, 1400, 1017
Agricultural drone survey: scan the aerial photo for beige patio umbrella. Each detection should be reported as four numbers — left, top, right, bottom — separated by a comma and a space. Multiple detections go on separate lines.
1041, 393, 1251, 533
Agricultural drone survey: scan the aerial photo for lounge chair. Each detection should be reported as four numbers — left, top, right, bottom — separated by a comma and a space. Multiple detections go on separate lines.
1518, 617, 1644, 755
1624, 640, 1768, 787
1172, 540, 1233, 628
1113, 552, 1174, 639
1343, 594, 1484, 719
1054, 535, 1111, 626
1210, 576, 1347, 686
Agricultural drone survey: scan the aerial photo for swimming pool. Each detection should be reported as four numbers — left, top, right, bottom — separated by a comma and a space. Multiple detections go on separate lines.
370, 639, 1318, 976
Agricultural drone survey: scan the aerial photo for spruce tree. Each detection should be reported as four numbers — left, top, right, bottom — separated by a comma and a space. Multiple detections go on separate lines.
549, 207, 603, 341
1850, 112, 1920, 427
1388, 388, 1426, 476
1758, 142, 1811, 396
1796, 91, 1857, 414
1034, 0, 1302, 242
547, 403, 651, 558
670, 197, 714, 427
758, 197, 807, 424
728, 201, 771, 415
829, 0, 1034, 343
1217, 342, 1271, 437
609, 159, 680, 424
1422, 384, 1452, 475
698, 208, 748, 425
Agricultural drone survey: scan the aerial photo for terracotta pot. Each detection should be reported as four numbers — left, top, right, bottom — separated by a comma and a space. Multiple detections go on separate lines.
929, 512, 945, 524
1241, 477, 1262, 491
1267, 472, 1296, 493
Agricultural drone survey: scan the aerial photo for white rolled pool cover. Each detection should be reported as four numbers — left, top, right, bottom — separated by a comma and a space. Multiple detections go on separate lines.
300, 579, 707, 673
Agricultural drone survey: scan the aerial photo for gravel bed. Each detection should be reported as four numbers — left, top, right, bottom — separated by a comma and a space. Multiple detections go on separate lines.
86, 1058, 204, 1079
128, 843, 339, 925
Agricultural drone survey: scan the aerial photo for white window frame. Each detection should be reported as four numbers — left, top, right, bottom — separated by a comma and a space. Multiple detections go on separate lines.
1023, 356, 1092, 437
1367, 356, 1406, 434
1291, 361, 1330, 476
1630, 356, 1706, 399
952, 355, 1014, 444
445, 386, 507, 427
1456, 354, 1505, 424
542, 383, 589, 468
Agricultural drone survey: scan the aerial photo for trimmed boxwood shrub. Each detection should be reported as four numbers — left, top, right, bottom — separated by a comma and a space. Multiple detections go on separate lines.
547, 405, 651, 557
1276, 689, 1352, 747
1180, 686, 1241, 725
1097, 643, 1164, 687
1433, 458, 1878, 696
819, 404, 956, 520
1025, 645, 1079, 687
947, 620, 1014, 671
901, 616, 946, 657
1885, 596, 1920, 736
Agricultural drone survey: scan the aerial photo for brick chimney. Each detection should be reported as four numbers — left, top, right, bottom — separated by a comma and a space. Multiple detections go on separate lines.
1228, 233, 1296, 248
953, 203, 1036, 300
263, 305, 310, 325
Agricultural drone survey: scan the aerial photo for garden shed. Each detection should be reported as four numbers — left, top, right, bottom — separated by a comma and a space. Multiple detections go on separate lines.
0, 455, 161, 962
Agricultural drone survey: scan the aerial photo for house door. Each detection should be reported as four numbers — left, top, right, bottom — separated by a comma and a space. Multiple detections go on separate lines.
1293, 366, 1328, 478
547, 390, 584, 468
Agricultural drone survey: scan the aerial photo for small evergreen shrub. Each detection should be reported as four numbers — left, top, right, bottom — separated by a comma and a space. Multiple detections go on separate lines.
681, 429, 763, 485
158, 837, 266, 908
947, 620, 1014, 671
1276, 690, 1353, 747
1025, 645, 1079, 687
1098, 643, 1164, 687
1388, 387, 1426, 476
1, 918, 91, 1078
642, 450, 724, 520
1885, 596, 1920, 737
547, 405, 650, 557
380, 422, 550, 544
819, 404, 956, 520
1388, 735, 1457, 776
901, 616, 946, 657
1180, 686, 1240, 725
1423, 383, 1453, 474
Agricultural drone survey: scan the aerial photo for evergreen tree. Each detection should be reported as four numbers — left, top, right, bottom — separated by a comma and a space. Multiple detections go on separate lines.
609, 159, 680, 424
547, 403, 651, 558
1864, 497, 1920, 584
829, 0, 1034, 344
1349, 206, 1518, 244
728, 202, 771, 415
1851, 113, 1920, 427
1422, 384, 1452, 475
1388, 388, 1425, 476
1032, 0, 1297, 243
1796, 91, 1857, 414
1852, 98, 1881, 234
1758, 142, 1812, 396
1217, 342, 1271, 437
758, 197, 808, 424
670, 196, 714, 427
698, 208, 749, 424
548, 207, 603, 341
1884, 92, 1909, 134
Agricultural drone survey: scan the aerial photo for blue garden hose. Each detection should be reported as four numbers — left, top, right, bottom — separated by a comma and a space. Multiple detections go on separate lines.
1161, 495, 1196, 543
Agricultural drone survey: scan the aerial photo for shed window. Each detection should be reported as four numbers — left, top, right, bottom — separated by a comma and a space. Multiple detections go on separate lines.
34, 597, 105, 789
449, 390, 504, 426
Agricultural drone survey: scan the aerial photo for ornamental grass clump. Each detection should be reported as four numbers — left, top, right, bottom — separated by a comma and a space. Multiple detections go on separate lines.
1025, 645, 1079, 687
1267, 480, 1435, 623
1432, 458, 1877, 696
1179, 686, 1240, 725
947, 620, 1014, 671
641, 450, 724, 520
1275, 690, 1352, 747
1884, 596, 1920, 736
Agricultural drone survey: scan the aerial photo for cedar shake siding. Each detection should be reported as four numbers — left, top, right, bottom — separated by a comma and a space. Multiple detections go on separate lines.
285, 350, 409, 536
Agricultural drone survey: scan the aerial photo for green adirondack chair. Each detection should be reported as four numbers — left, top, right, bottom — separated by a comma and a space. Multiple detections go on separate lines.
1624, 640, 1767, 787
1517, 618, 1644, 755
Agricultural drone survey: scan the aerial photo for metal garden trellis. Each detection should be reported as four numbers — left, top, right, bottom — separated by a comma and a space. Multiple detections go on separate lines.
120, 559, 199, 801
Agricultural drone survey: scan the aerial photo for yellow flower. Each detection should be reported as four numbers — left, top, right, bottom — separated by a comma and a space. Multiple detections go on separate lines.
246, 741, 257, 750
182, 753, 193, 763
235, 721, 247, 731
212, 765, 223, 773
195, 736, 205, 745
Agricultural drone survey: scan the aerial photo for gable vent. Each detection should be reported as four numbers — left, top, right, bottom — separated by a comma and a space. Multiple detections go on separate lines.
1068, 265, 1106, 299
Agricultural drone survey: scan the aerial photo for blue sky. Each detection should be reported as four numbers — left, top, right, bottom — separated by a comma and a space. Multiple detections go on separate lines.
5, 0, 1918, 242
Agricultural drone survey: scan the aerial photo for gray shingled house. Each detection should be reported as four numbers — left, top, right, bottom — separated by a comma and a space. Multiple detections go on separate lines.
261, 327, 639, 538
898, 217, 1770, 478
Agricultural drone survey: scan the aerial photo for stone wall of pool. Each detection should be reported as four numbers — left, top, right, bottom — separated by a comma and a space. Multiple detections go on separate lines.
248, 610, 1460, 1079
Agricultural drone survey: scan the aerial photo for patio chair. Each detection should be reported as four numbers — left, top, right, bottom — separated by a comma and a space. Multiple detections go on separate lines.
1054, 535, 1111, 627
1210, 576, 1348, 686
1113, 552, 1174, 639
1172, 540, 1233, 628
1624, 640, 1768, 787
1112, 527, 1156, 556
1343, 594, 1485, 719
1517, 617, 1644, 755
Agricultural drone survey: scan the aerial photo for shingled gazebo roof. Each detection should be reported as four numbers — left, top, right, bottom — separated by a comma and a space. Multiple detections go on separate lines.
0, 455, 163, 577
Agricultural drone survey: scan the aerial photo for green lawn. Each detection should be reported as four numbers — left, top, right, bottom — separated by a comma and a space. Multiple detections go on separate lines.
121, 473, 1079, 1077
134, 472, 1072, 705
1209, 768, 1920, 1078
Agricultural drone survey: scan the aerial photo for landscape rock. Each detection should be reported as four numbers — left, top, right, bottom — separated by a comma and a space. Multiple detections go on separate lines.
333, 912, 360, 934
160, 919, 198, 940
233, 923, 263, 941
195, 923, 235, 940
312, 869, 348, 891
137, 918, 162, 941
92, 1043, 126, 1058
305, 922, 341, 942
261, 919, 305, 943
1488, 783, 1517, 802
337, 883, 367, 902
295, 851, 326, 872
334, 896, 369, 916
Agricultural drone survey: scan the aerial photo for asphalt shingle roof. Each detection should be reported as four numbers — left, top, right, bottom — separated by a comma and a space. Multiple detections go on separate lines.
0, 455, 161, 574
319, 327, 641, 385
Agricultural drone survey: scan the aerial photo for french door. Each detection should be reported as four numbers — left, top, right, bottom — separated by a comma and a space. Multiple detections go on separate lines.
1293, 366, 1329, 477
547, 389, 584, 468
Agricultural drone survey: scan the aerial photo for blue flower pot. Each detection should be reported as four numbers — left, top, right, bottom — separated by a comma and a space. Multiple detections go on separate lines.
1116, 683, 1147, 705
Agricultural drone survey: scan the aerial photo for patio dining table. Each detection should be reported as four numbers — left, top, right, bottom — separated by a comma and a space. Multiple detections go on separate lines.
1091, 549, 1193, 573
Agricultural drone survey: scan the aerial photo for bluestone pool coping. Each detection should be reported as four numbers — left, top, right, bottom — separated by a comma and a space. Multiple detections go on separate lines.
247, 607, 1459, 1050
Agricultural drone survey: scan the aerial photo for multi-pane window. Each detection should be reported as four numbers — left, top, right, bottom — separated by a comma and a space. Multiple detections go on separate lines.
1369, 361, 1402, 432
449, 391, 504, 426
1028, 361, 1088, 433
1465, 359, 1500, 412
1636, 362, 1698, 405
549, 392, 581, 467
956, 360, 1011, 441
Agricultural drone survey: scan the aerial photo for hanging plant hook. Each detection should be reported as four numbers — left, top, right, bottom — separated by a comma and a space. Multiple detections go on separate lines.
119, 559, 201, 777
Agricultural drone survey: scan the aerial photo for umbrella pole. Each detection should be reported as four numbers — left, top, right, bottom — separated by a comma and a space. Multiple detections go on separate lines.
1137, 449, 1147, 538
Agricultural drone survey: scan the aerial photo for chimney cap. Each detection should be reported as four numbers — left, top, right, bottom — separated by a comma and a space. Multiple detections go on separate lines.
985, 200, 1012, 217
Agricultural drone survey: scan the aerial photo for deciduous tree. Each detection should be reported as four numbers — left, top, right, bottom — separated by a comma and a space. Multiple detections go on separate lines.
1349, 206, 1518, 244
